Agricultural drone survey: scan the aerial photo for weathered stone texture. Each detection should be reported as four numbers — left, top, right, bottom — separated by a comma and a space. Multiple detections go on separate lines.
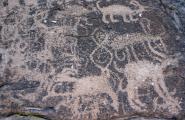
0, 0, 185, 119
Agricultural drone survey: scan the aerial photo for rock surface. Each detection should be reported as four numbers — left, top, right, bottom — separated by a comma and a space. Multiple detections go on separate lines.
0, 0, 185, 120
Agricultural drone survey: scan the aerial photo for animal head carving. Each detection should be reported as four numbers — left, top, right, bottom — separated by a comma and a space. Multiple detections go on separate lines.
130, 0, 140, 6
130, 0, 148, 13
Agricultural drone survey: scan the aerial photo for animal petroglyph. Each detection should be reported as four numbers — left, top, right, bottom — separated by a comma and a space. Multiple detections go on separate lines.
123, 59, 181, 114
41, 71, 119, 119
96, 0, 147, 23
56, 4, 93, 17
92, 28, 167, 72
113, 40, 167, 73
107, 33, 162, 49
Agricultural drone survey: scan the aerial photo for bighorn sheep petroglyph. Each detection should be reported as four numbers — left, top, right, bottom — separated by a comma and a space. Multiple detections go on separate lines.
96, 0, 147, 23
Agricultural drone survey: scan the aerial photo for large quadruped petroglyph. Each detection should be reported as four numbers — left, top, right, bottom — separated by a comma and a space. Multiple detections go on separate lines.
0, 0, 185, 120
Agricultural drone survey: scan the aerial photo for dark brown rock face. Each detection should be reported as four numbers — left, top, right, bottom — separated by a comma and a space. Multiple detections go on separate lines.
0, 0, 185, 120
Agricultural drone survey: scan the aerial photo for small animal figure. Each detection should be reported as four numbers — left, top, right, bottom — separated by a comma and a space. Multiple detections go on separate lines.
96, 0, 147, 23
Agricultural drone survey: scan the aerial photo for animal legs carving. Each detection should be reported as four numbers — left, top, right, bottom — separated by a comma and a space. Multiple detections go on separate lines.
123, 15, 130, 23
102, 15, 109, 24
110, 15, 119, 23
130, 14, 138, 22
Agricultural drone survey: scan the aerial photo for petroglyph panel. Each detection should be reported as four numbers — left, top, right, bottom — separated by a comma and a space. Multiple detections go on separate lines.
0, 0, 185, 120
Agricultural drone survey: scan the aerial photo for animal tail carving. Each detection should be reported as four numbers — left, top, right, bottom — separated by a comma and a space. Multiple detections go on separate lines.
96, 0, 102, 10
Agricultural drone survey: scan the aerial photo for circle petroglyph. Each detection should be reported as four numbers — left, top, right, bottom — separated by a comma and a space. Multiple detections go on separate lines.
90, 46, 112, 69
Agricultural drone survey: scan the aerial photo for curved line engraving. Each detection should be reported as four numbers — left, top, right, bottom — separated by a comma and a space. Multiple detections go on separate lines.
114, 49, 126, 61
147, 39, 167, 62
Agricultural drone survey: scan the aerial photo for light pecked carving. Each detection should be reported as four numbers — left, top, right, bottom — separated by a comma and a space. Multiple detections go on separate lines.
123, 59, 181, 114
96, 0, 147, 23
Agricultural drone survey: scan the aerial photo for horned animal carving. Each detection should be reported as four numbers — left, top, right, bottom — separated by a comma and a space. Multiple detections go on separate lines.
96, 0, 147, 23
